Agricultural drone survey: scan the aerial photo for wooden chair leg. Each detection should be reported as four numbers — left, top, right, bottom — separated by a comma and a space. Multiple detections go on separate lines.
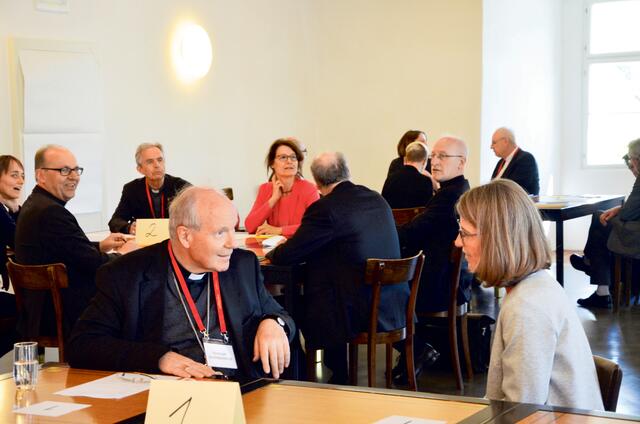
348, 344, 358, 386
449, 316, 463, 392
405, 335, 417, 391
625, 258, 633, 307
306, 348, 317, 382
367, 340, 376, 388
613, 256, 622, 312
460, 314, 473, 380
385, 344, 392, 388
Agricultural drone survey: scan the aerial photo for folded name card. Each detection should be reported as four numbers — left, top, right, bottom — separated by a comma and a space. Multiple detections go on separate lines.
136, 219, 170, 246
145, 380, 245, 424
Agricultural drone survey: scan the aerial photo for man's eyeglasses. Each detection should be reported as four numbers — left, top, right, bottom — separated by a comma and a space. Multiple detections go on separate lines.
276, 154, 298, 163
429, 153, 464, 161
623, 154, 637, 168
41, 167, 84, 176
457, 219, 478, 244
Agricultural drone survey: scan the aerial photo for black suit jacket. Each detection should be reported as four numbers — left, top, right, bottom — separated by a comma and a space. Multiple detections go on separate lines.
0, 205, 18, 290
108, 174, 190, 233
267, 181, 407, 349
68, 241, 294, 382
398, 175, 472, 312
382, 165, 433, 209
491, 148, 540, 195
14, 186, 117, 338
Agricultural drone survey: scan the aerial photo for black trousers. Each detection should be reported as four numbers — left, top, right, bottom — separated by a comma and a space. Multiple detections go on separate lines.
584, 212, 613, 286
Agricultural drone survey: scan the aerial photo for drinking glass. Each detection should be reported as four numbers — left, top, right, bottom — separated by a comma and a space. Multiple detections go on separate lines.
13, 342, 39, 390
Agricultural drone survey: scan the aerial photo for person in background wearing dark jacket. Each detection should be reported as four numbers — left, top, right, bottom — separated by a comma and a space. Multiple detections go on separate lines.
387, 129, 430, 177
15, 145, 137, 339
69, 186, 295, 382
382, 141, 433, 208
0, 155, 24, 355
395, 136, 472, 382
571, 138, 640, 309
490, 127, 540, 196
268, 152, 407, 384
108, 142, 190, 234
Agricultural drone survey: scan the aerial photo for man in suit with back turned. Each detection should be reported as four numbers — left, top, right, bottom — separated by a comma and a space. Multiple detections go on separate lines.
108, 142, 190, 234
267, 152, 408, 384
490, 127, 540, 196
15, 144, 137, 339
382, 141, 433, 209
69, 186, 295, 381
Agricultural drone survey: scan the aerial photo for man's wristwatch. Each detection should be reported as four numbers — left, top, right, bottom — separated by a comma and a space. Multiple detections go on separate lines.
262, 314, 289, 336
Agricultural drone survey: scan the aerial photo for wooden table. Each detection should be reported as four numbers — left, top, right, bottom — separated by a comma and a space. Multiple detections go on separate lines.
2, 368, 639, 423
536, 195, 625, 286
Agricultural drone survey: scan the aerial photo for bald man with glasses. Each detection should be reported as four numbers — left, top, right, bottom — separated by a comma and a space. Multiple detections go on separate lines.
15, 144, 138, 341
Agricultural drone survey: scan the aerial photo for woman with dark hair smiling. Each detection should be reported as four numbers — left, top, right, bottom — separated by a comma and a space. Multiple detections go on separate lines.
455, 179, 603, 410
245, 138, 319, 237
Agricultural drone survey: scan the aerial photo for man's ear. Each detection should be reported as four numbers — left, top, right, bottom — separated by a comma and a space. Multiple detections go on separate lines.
136, 164, 144, 175
35, 169, 45, 185
458, 157, 467, 171
176, 226, 191, 248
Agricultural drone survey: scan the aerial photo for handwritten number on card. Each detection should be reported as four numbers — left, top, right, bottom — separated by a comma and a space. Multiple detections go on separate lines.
169, 397, 192, 424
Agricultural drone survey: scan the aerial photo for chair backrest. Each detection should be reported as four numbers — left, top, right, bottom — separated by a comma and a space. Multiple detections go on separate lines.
447, 244, 464, 318
7, 259, 69, 362
392, 207, 425, 226
593, 355, 623, 412
363, 251, 425, 338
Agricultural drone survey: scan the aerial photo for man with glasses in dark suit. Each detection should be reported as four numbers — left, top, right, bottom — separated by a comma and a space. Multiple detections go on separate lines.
15, 145, 137, 340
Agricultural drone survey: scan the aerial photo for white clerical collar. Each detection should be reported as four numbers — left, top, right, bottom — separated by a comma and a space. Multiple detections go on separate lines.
188, 272, 206, 281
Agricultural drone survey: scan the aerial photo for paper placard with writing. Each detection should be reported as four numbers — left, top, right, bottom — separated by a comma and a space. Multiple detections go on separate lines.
145, 380, 245, 424
136, 219, 170, 246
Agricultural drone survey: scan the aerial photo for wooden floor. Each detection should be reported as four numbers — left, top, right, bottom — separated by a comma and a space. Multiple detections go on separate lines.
320, 252, 640, 416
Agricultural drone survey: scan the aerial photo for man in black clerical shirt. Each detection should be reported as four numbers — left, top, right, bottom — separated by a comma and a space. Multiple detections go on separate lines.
69, 186, 295, 381
108, 142, 190, 234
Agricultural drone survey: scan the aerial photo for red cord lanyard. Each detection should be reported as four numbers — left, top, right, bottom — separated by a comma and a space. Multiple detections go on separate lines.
145, 180, 165, 218
167, 241, 228, 343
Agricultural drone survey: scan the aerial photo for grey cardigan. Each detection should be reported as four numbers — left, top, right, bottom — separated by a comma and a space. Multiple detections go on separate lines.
486, 270, 604, 411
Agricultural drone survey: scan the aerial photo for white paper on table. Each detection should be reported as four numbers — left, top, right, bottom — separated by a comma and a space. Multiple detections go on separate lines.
54, 373, 178, 399
373, 416, 446, 424
262, 235, 286, 248
14, 401, 91, 417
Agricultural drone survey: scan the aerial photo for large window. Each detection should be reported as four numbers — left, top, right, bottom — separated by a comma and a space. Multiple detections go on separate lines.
584, 0, 640, 166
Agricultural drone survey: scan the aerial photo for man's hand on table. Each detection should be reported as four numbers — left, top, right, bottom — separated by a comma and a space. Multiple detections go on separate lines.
158, 351, 215, 379
253, 318, 290, 379
599, 205, 621, 226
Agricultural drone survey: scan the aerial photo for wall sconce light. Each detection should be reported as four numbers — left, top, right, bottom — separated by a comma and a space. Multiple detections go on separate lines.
172, 22, 212, 83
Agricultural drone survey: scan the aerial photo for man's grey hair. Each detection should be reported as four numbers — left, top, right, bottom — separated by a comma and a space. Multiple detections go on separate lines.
629, 138, 640, 158
34, 144, 66, 170
496, 127, 516, 145
169, 186, 208, 239
404, 141, 428, 163
135, 142, 164, 166
310, 152, 350, 187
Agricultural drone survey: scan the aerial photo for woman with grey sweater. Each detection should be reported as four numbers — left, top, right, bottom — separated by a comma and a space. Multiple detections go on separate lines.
455, 179, 604, 411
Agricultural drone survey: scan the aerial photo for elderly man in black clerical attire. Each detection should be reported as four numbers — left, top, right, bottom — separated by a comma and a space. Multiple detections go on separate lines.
69, 186, 295, 381
267, 152, 407, 384
15, 145, 137, 339
108, 142, 190, 234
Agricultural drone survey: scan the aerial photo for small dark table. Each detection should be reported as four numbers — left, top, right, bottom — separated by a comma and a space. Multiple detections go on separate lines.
536, 195, 625, 286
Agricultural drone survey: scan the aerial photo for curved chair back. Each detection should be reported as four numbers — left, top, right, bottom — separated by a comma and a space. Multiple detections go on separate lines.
392, 207, 425, 226
7, 259, 69, 362
593, 355, 623, 412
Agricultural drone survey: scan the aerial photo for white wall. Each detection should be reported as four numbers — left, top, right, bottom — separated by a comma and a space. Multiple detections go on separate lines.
561, 0, 635, 250
481, 0, 563, 196
0, 1, 482, 231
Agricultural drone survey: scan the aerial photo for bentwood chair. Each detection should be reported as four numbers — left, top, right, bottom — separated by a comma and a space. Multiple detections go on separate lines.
392, 207, 425, 227
348, 251, 425, 390
417, 244, 473, 392
611, 253, 639, 310
593, 355, 623, 412
7, 259, 69, 362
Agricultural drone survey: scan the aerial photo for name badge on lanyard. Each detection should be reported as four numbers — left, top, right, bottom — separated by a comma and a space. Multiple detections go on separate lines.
204, 339, 238, 369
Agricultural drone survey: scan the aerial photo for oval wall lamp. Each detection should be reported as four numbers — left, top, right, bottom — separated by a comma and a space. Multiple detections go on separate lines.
171, 22, 212, 83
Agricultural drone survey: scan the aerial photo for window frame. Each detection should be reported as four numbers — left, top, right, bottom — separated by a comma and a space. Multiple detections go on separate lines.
582, 0, 640, 169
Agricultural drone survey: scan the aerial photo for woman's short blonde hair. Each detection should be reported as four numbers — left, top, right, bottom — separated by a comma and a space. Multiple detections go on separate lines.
456, 179, 551, 287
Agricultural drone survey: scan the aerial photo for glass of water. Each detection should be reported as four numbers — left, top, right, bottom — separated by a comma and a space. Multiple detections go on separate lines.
13, 342, 39, 390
